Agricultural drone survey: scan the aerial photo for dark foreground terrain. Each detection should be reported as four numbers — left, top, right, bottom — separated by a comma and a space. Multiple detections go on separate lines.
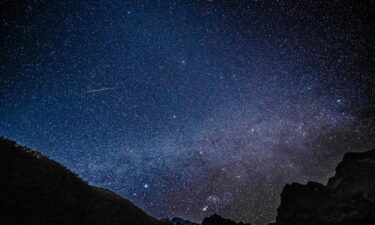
271, 148, 375, 225
171, 214, 251, 225
0, 137, 170, 225
1, 137, 374, 225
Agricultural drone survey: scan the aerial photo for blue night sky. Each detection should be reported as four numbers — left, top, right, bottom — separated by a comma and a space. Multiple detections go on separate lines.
0, 1, 374, 224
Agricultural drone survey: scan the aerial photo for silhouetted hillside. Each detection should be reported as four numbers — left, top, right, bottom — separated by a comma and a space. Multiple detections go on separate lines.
171, 214, 251, 225
0, 137, 170, 225
171, 217, 200, 225
271, 149, 375, 225
2, 136, 375, 225
202, 214, 251, 225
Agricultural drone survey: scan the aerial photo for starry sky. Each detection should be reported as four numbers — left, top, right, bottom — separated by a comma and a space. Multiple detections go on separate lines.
1, 1, 374, 224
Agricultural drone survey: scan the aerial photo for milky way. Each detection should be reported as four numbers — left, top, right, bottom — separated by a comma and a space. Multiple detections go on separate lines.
0, 1, 374, 224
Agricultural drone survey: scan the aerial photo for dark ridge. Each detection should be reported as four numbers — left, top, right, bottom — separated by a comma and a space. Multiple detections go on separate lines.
171, 214, 251, 225
171, 217, 200, 225
0, 137, 171, 225
202, 214, 251, 225
271, 148, 375, 225
2, 136, 375, 225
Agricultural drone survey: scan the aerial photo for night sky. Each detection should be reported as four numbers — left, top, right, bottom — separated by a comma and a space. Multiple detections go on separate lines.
1, 1, 374, 224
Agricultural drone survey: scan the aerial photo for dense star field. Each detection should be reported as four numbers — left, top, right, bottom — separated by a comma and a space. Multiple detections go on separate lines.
0, 1, 374, 224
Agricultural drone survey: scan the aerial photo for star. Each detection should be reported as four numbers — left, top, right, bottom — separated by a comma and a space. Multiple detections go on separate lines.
1, 1, 373, 225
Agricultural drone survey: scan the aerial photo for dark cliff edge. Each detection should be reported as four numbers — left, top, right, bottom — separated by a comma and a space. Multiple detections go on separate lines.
0, 137, 171, 225
172, 214, 251, 225
2, 136, 375, 225
271, 148, 375, 225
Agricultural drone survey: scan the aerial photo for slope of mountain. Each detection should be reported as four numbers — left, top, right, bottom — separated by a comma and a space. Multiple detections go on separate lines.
171, 217, 200, 225
2, 136, 375, 225
0, 137, 170, 225
202, 214, 251, 225
171, 214, 251, 225
272, 149, 375, 225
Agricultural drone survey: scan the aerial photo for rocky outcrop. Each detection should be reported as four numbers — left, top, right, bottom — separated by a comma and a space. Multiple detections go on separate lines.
202, 214, 251, 225
327, 149, 375, 203
3, 135, 374, 225
171, 214, 251, 225
273, 149, 375, 225
0, 137, 171, 225
171, 217, 200, 225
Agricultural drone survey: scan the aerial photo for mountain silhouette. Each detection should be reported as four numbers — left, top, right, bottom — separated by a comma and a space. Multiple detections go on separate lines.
171, 214, 251, 225
270, 148, 375, 225
1, 136, 374, 225
0, 137, 171, 225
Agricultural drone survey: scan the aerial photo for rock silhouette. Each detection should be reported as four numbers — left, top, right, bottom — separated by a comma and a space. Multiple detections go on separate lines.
171, 214, 251, 225
171, 217, 200, 225
0, 137, 170, 225
2, 136, 375, 225
272, 148, 375, 225
202, 214, 251, 225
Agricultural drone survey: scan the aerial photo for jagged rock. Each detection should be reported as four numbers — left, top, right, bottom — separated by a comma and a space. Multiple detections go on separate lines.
171, 217, 200, 225
171, 214, 251, 225
273, 149, 375, 225
0, 137, 171, 225
327, 149, 375, 203
202, 214, 251, 225
3, 135, 375, 225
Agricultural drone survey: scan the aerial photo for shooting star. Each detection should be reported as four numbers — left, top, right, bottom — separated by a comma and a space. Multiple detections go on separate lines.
85, 87, 118, 93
